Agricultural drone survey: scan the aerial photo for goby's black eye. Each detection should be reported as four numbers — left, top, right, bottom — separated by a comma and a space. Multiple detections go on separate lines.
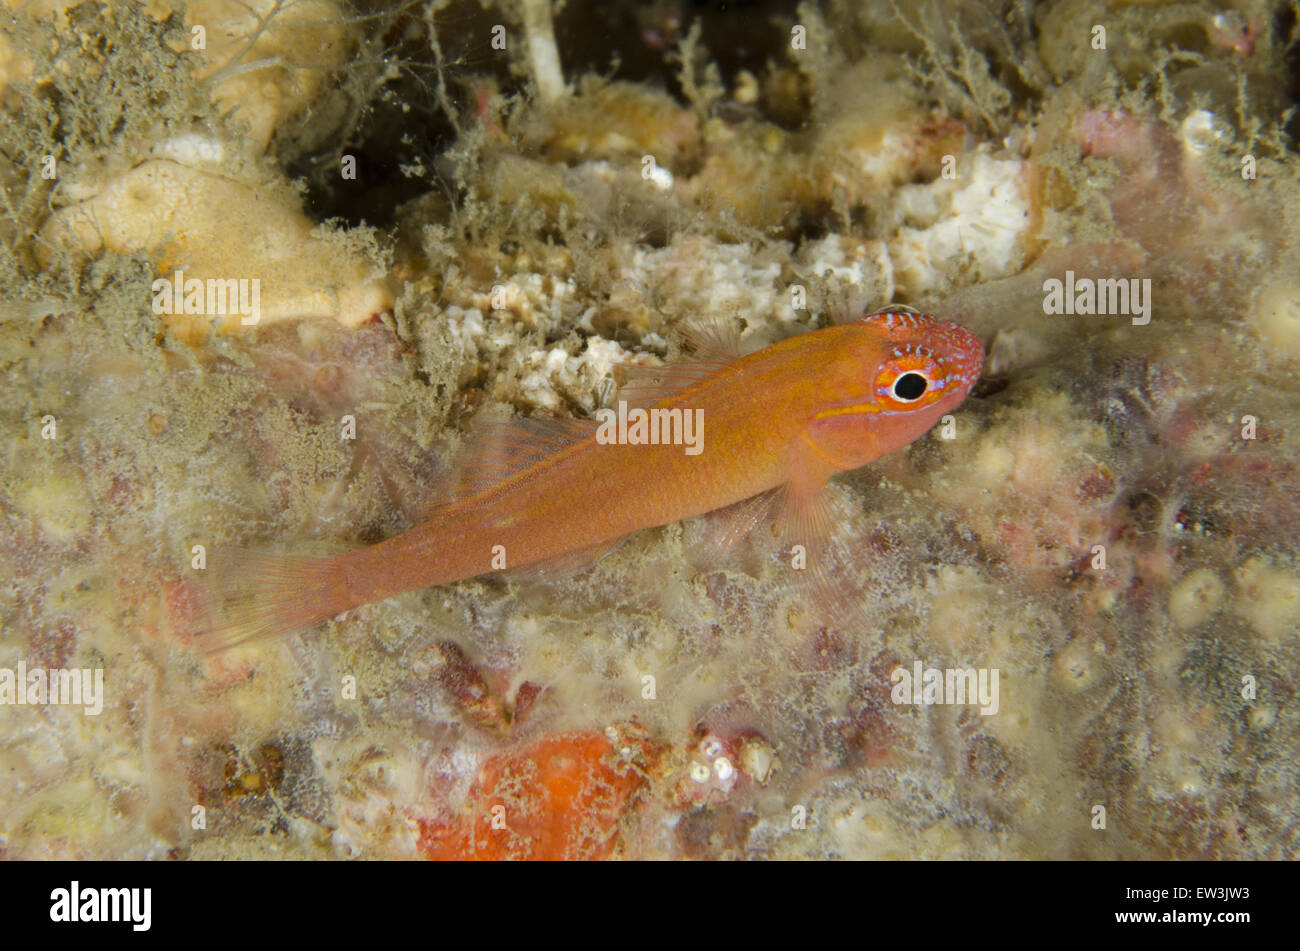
892, 372, 928, 401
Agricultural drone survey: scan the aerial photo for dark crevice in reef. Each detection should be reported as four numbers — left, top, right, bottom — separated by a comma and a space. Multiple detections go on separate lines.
288, 0, 803, 228
1280, 0, 1300, 147
555, 0, 796, 100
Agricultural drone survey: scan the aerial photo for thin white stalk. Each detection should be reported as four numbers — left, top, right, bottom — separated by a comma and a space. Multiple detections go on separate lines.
520, 0, 565, 103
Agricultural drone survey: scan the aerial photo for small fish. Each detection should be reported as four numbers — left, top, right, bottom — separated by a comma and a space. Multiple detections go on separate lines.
204, 310, 983, 647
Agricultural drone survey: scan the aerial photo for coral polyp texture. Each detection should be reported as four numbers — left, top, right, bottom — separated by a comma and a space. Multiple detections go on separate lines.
1, 0, 1297, 860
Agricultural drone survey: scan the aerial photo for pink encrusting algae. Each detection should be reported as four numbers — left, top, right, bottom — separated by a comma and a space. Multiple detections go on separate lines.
203, 311, 983, 647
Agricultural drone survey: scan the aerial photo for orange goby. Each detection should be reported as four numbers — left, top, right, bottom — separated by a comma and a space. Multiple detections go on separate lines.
204, 310, 983, 646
